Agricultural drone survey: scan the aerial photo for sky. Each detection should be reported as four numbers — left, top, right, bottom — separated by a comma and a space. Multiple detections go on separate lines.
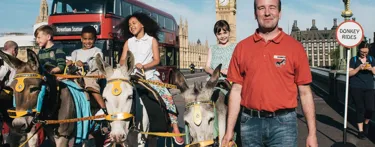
0, 0, 374, 45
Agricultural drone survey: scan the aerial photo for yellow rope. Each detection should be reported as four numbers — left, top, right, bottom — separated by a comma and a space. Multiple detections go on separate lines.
36, 113, 133, 125
2, 89, 11, 94
138, 79, 177, 89
184, 140, 237, 147
140, 132, 185, 137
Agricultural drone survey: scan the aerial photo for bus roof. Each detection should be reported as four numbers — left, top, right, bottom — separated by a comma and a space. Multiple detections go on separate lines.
127, 0, 176, 22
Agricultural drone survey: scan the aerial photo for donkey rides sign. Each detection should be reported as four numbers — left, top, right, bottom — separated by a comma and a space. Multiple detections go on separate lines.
336, 20, 364, 48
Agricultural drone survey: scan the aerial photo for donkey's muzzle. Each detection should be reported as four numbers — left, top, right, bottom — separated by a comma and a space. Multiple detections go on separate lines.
111, 133, 126, 143
12, 117, 31, 133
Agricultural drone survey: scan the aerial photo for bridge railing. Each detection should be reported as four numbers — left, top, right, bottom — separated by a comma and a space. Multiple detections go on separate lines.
311, 67, 375, 109
179, 68, 205, 74
311, 67, 349, 103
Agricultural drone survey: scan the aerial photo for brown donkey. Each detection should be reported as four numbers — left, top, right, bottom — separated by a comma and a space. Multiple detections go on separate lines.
0, 49, 76, 147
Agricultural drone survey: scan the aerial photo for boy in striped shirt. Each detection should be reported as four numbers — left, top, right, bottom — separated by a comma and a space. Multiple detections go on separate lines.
34, 25, 66, 74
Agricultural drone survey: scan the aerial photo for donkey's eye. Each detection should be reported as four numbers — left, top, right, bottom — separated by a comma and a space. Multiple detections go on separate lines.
30, 86, 40, 93
128, 95, 133, 99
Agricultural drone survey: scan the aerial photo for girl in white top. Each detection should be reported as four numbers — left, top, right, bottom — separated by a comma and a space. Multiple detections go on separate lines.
118, 12, 184, 145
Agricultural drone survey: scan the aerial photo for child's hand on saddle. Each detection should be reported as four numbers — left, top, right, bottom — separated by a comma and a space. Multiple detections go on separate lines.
135, 63, 144, 69
66, 60, 73, 66
76, 60, 84, 67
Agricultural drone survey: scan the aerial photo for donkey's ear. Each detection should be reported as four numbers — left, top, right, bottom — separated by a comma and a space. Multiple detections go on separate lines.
0, 50, 24, 69
95, 53, 113, 77
126, 51, 135, 75
95, 53, 106, 74
193, 81, 203, 95
26, 49, 39, 71
171, 69, 189, 93
206, 64, 222, 88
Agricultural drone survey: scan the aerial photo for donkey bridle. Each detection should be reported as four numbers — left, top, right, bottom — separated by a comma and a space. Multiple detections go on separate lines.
8, 73, 44, 119
106, 78, 148, 143
185, 100, 219, 147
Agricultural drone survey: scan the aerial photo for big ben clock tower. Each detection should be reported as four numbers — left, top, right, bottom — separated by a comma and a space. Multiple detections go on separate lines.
216, 0, 236, 43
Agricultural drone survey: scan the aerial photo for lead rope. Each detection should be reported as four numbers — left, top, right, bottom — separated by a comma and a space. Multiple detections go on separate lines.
18, 124, 44, 147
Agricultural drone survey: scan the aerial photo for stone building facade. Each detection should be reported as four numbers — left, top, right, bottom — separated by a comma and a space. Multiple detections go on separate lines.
178, 18, 209, 69
290, 19, 340, 67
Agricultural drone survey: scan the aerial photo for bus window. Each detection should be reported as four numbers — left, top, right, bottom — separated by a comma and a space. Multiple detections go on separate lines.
142, 9, 151, 16
55, 2, 62, 13
165, 18, 173, 31
158, 15, 165, 28
166, 47, 175, 66
115, 0, 121, 16
132, 5, 142, 13
106, 0, 114, 14
159, 46, 166, 66
51, 0, 104, 14
151, 13, 158, 22
122, 1, 131, 17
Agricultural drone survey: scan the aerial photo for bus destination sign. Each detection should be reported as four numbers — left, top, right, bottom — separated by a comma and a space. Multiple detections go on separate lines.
53, 23, 101, 36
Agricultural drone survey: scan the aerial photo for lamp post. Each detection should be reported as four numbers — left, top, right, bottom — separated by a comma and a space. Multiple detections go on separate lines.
332, 1, 356, 147
339, 0, 353, 70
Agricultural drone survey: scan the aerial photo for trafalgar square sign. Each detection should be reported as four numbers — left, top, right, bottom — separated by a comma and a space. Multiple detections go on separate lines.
336, 20, 364, 48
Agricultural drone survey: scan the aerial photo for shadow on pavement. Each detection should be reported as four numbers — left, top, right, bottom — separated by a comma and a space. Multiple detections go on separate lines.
296, 113, 337, 143
311, 86, 375, 144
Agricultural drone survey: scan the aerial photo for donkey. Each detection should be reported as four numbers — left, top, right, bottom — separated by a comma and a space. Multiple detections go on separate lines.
95, 52, 149, 147
0, 51, 35, 146
63, 54, 107, 146
172, 64, 228, 147
0, 49, 87, 147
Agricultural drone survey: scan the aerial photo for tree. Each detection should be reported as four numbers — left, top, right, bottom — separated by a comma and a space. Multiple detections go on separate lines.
330, 46, 340, 70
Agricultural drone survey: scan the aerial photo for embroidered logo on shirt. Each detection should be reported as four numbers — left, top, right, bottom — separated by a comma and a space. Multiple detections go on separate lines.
274, 55, 286, 67
50, 51, 55, 58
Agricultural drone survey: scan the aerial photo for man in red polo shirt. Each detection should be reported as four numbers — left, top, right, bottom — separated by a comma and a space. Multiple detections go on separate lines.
221, 0, 318, 147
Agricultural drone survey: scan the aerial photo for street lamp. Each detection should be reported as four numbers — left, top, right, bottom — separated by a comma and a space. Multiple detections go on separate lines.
339, 0, 354, 70
341, 0, 353, 20
332, 0, 356, 147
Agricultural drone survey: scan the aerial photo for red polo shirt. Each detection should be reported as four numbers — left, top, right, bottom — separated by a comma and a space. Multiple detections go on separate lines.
227, 29, 312, 112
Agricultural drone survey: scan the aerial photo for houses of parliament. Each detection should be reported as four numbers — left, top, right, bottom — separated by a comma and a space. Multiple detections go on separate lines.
178, 0, 237, 69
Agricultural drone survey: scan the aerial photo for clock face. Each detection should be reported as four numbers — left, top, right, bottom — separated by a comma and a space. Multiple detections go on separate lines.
219, 0, 229, 6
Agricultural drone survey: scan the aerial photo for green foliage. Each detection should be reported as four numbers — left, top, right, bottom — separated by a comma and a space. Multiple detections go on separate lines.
330, 46, 340, 70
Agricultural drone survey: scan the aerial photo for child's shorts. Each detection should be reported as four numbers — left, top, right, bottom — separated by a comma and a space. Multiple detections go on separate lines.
84, 70, 100, 93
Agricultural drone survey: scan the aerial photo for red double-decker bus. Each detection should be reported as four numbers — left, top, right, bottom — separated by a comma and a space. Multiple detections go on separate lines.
48, 0, 179, 83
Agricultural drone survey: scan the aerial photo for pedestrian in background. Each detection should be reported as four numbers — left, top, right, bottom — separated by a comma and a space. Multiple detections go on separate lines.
349, 41, 375, 139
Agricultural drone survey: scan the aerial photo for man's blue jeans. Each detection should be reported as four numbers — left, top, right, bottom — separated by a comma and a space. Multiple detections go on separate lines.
240, 111, 298, 147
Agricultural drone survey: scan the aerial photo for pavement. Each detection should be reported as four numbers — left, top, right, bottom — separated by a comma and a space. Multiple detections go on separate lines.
296, 87, 375, 147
